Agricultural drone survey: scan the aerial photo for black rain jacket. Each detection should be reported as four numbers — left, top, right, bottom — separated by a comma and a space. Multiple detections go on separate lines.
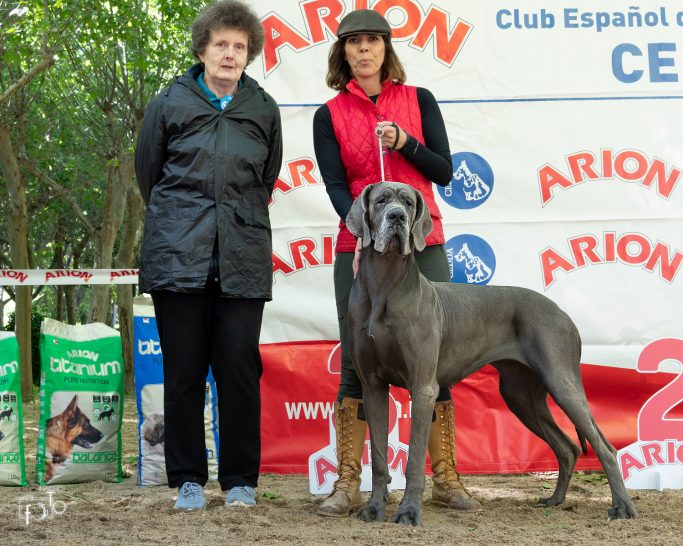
135, 64, 283, 298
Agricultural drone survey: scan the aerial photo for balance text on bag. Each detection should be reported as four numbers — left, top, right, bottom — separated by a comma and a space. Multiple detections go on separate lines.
36, 318, 124, 485
0, 332, 27, 486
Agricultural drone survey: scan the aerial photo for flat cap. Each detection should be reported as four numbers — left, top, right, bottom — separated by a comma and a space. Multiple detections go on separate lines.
337, 9, 391, 38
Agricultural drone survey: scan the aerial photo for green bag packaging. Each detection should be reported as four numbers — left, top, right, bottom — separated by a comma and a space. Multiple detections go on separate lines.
36, 319, 124, 485
0, 331, 27, 486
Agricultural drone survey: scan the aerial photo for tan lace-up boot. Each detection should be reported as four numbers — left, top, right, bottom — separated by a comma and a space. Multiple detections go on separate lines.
429, 400, 482, 511
317, 397, 367, 517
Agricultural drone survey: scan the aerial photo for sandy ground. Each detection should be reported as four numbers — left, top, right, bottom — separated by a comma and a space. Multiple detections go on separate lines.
0, 399, 680, 545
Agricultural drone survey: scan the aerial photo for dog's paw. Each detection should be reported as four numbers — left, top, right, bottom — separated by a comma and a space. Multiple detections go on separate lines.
537, 494, 564, 507
357, 503, 384, 523
392, 503, 421, 526
608, 498, 638, 520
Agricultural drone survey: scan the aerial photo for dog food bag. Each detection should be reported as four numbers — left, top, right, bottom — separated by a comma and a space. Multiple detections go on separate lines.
133, 299, 219, 486
0, 332, 27, 486
36, 318, 125, 485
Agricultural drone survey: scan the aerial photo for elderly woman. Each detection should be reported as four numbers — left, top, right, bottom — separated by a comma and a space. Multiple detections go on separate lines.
135, 0, 282, 510
313, 9, 480, 516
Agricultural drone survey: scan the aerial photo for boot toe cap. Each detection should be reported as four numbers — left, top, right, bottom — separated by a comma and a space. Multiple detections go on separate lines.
317, 491, 361, 517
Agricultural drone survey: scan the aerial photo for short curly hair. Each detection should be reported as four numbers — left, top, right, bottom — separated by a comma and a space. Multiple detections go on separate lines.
191, 0, 264, 66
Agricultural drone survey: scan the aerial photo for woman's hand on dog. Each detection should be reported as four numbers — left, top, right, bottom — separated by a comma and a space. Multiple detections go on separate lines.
353, 238, 362, 278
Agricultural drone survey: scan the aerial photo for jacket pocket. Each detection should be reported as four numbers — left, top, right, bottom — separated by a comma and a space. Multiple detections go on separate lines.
151, 198, 201, 221
235, 206, 271, 235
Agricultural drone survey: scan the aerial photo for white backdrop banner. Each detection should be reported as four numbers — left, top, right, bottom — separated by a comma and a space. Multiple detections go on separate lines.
257, 0, 683, 364
253, 0, 683, 101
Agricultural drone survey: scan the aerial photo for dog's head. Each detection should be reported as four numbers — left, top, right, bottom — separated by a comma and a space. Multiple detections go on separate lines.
61, 395, 104, 448
141, 411, 165, 446
345, 182, 433, 255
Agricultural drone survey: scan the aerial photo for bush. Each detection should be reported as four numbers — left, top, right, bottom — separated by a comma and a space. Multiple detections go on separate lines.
4, 309, 45, 385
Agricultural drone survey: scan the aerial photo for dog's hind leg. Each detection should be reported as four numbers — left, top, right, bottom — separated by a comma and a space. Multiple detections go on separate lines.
494, 360, 581, 507
536, 360, 637, 519
357, 381, 390, 523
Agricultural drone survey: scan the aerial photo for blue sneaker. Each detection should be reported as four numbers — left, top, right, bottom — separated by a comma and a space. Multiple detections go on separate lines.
174, 482, 206, 510
225, 486, 256, 507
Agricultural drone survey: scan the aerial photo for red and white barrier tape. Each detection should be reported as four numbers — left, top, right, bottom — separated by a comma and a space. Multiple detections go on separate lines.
0, 269, 139, 286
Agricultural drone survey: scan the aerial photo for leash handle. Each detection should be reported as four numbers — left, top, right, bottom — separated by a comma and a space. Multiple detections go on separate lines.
375, 125, 385, 182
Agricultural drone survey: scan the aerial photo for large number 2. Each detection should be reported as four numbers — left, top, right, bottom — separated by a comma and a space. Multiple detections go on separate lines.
637, 338, 683, 442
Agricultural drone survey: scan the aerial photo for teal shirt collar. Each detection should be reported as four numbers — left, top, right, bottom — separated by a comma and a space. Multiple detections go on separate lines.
196, 72, 241, 110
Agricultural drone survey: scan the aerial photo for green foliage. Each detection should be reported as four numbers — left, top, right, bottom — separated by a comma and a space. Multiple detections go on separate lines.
2, 0, 205, 324
4, 308, 45, 385
577, 471, 608, 484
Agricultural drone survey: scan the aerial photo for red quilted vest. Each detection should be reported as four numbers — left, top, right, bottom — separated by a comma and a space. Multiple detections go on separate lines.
327, 79, 445, 252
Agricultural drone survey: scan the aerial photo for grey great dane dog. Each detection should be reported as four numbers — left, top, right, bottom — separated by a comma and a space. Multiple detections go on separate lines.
345, 181, 637, 526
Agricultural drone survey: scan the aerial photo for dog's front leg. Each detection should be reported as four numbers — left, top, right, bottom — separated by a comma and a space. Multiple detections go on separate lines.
393, 386, 437, 526
357, 380, 390, 523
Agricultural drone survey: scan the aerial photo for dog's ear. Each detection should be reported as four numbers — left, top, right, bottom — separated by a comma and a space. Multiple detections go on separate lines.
345, 184, 374, 248
65, 395, 78, 417
411, 189, 433, 252
65, 395, 82, 426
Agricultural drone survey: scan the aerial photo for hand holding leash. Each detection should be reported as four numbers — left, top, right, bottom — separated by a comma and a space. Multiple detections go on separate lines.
376, 121, 405, 151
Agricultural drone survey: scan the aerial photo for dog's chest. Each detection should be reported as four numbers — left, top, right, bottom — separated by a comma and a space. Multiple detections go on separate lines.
361, 316, 412, 387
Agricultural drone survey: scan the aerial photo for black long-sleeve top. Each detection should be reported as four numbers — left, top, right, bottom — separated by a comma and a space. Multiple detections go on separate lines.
313, 87, 452, 220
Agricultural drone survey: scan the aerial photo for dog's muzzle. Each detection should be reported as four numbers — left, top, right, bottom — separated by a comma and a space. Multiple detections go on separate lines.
375, 205, 411, 255
385, 207, 407, 226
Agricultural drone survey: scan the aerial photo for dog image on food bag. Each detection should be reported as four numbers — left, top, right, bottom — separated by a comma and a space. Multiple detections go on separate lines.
45, 395, 103, 481
141, 411, 165, 448
0, 406, 14, 421
97, 407, 116, 421
139, 410, 166, 483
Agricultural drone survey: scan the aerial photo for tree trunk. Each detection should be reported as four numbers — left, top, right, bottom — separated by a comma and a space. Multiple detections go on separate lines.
90, 151, 133, 324
54, 220, 65, 321
65, 287, 76, 324
65, 236, 88, 325
115, 170, 145, 395
56, 286, 64, 321
0, 123, 33, 398
14, 286, 32, 395
116, 284, 135, 394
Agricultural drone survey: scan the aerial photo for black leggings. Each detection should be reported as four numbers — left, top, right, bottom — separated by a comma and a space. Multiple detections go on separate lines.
333, 244, 452, 403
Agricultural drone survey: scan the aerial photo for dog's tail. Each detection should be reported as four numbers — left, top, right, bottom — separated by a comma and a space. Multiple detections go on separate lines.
576, 428, 588, 456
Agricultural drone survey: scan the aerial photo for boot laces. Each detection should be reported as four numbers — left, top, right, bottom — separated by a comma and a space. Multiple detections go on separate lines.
333, 405, 360, 492
436, 406, 461, 488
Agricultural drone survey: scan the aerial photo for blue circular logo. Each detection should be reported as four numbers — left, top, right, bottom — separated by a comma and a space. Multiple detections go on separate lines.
437, 152, 494, 210
445, 235, 496, 285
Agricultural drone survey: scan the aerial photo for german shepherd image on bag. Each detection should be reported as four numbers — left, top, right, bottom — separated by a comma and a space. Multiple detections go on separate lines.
45, 395, 103, 481
0, 406, 13, 421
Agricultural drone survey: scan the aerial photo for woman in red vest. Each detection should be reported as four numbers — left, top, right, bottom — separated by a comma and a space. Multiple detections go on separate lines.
313, 9, 481, 517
